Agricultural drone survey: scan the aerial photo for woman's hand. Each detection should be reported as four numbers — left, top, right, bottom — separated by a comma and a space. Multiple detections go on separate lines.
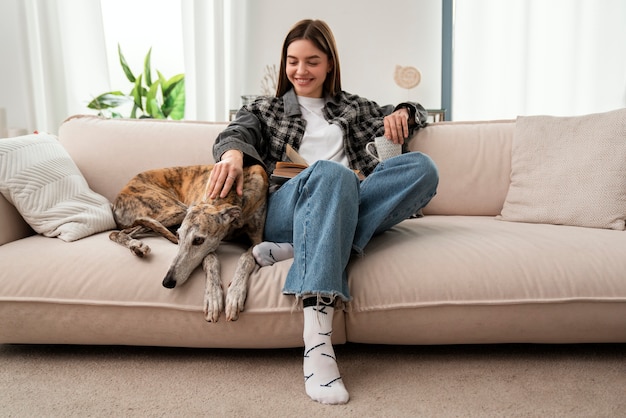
206, 149, 244, 199
383, 108, 411, 144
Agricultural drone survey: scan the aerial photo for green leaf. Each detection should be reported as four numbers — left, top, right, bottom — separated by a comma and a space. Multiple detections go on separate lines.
146, 81, 164, 118
87, 91, 130, 110
118, 44, 136, 83
148, 99, 165, 119
157, 70, 167, 95
132, 74, 144, 110
162, 73, 185, 97
143, 47, 153, 87
162, 79, 185, 120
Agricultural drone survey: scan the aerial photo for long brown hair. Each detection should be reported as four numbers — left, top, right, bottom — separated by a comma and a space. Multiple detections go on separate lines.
275, 19, 342, 98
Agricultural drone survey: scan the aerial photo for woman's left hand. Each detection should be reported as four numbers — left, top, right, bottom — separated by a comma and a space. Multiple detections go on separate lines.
383, 108, 410, 144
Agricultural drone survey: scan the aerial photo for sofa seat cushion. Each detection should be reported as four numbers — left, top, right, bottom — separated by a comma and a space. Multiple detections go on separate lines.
346, 216, 626, 344
0, 233, 345, 348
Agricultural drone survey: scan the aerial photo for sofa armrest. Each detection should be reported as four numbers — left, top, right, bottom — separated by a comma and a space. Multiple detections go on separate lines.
0, 195, 34, 245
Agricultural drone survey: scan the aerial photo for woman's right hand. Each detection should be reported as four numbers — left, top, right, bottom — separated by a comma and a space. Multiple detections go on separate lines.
206, 149, 244, 199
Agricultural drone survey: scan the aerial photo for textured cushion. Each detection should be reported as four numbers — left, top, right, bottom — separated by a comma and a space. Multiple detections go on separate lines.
498, 109, 626, 230
0, 133, 116, 241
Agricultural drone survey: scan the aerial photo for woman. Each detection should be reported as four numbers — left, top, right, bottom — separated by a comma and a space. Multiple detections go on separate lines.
206, 19, 438, 405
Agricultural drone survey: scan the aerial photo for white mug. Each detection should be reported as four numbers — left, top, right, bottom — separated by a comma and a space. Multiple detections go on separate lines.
365, 136, 402, 162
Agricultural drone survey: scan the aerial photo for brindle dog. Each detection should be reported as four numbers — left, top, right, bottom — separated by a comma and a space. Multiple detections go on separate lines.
109, 164, 268, 322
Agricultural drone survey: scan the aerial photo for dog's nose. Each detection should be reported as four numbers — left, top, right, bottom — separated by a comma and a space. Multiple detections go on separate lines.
162, 275, 177, 289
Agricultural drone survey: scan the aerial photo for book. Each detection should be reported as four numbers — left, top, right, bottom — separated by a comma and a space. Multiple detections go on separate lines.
270, 161, 309, 184
270, 145, 365, 184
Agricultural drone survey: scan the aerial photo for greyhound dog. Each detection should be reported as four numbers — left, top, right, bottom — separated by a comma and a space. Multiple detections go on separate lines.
109, 164, 268, 322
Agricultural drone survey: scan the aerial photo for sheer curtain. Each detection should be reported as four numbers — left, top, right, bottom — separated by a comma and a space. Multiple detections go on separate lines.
452, 0, 626, 121
20, 0, 109, 133
181, 0, 233, 122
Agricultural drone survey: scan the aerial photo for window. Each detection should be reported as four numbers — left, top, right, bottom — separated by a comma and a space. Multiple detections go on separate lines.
100, 0, 185, 109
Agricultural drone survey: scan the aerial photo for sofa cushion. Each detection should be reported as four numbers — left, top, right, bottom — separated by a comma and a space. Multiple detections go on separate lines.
0, 133, 115, 241
498, 108, 626, 230
346, 216, 626, 344
0, 232, 345, 348
59, 115, 228, 202
410, 120, 515, 216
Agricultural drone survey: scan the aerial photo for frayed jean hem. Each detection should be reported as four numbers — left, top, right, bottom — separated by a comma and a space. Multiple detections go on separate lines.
282, 290, 352, 305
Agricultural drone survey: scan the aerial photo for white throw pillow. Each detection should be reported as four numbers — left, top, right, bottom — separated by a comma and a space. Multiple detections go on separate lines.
0, 133, 116, 241
498, 108, 626, 230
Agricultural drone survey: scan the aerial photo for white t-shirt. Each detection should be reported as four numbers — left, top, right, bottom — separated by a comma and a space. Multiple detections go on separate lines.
296, 96, 349, 167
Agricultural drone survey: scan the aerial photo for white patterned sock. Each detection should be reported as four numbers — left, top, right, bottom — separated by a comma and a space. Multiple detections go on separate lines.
252, 242, 294, 266
302, 300, 349, 405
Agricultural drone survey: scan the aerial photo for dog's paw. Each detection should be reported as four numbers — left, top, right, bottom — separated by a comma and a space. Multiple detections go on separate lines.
225, 282, 247, 321
129, 239, 150, 258
203, 283, 224, 323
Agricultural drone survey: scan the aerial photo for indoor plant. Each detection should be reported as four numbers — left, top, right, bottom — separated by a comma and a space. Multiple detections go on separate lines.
87, 45, 185, 120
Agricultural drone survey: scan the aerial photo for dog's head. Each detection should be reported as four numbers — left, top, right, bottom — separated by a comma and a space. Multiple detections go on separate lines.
162, 203, 242, 289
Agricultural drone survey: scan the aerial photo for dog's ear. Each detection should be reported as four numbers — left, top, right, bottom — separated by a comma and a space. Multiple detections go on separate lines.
218, 206, 242, 224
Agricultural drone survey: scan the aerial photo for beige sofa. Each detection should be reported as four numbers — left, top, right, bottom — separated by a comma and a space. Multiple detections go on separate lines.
1, 114, 625, 348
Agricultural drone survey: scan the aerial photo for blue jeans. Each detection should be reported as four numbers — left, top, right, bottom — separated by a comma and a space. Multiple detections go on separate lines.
263, 152, 439, 301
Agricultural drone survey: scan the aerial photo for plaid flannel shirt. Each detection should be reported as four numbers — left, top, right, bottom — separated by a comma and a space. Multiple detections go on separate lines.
213, 89, 427, 177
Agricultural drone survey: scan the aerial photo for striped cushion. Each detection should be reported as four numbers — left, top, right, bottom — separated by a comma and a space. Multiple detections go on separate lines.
0, 133, 115, 241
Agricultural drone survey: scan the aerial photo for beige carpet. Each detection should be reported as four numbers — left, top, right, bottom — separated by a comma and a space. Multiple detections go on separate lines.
1, 343, 624, 417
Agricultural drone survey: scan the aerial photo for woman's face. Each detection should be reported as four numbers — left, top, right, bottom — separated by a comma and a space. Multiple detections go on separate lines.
285, 39, 332, 98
